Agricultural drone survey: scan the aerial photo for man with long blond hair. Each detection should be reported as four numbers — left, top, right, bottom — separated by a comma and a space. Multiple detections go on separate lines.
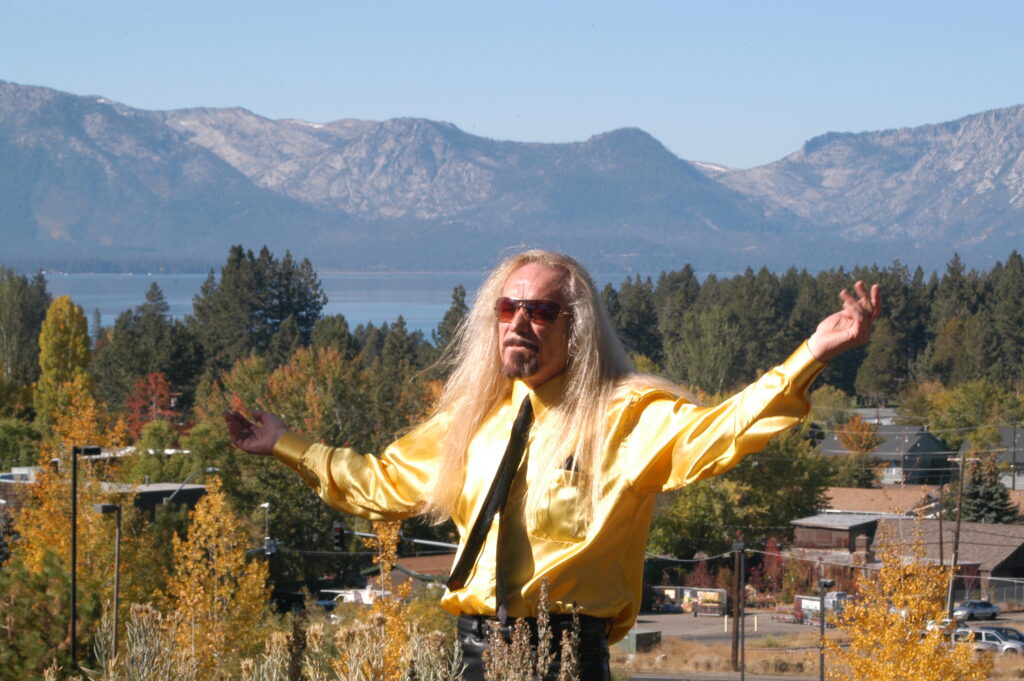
227, 249, 880, 680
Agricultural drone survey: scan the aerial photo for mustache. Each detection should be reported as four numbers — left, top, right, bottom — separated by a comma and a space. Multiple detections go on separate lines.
503, 337, 540, 353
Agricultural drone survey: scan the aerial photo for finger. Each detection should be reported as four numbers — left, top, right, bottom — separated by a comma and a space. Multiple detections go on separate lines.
851, 281, 875, 318
870, 284, 881, 320
853, 280, 869, 304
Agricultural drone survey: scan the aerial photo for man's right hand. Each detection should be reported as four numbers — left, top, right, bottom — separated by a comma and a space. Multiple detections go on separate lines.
224, 409, 288, 456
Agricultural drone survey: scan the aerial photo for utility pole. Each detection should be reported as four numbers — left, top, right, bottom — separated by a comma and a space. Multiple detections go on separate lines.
731, 541, 746, 679
1013, 423, 1018, 491
947, 453, 967, 618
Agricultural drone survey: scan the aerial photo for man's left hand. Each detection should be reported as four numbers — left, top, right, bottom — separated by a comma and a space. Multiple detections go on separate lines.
806, 281, 881, 362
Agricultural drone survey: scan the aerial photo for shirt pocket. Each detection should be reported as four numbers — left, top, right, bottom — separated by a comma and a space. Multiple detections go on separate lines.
530, 469, 591, 542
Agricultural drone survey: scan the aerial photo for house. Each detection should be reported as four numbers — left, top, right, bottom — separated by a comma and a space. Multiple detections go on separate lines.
825, 485, 939, 516
957, 426, 1024, 491
365, 553, 455, 592
788, 512, 1024, 602
819, 425, 954, 485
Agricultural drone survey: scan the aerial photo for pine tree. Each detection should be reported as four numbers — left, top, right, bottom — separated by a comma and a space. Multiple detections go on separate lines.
190, 245, 326, 374
855, 319, 901, 404
989, 250, 1024, 387
608, 275, 662, 364
961, 454, 1018, 523
432, 284, 468, 350
0, 267, 50, 386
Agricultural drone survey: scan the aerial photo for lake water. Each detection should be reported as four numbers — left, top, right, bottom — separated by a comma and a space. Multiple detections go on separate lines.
45, 272, 487, 335
44, 269, 696, 335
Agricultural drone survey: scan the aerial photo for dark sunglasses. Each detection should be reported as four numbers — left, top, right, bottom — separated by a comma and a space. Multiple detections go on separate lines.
495, 297, 570, 325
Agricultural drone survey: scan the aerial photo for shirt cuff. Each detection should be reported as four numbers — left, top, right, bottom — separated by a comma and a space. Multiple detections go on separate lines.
785, 341, 828, 393
273, 432, 315, 471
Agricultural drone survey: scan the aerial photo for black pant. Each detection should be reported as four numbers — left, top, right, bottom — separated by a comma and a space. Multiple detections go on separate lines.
457, 614, 611, 681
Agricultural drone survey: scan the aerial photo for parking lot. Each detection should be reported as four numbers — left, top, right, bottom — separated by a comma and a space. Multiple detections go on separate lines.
632, 608, 1024, 646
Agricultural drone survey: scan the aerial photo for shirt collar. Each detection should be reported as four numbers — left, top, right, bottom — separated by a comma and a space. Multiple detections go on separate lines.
511, 374, 565, 418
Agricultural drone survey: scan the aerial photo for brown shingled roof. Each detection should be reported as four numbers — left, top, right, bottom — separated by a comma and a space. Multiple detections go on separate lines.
826, 485, 938, 515
876, 518, 1024, 576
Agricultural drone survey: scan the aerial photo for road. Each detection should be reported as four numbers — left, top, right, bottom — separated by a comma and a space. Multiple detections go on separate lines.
632, 608, 1024, 645
617, 609, 1024, 680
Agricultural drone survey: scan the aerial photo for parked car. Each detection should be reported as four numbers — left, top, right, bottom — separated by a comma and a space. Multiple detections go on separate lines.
953, 600, 999, 621
986, 626, 1024, 643
954, 627, 1024, 653
925, 618, 963, 634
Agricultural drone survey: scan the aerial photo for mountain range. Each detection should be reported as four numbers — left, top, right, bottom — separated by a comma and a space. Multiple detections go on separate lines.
2, 79, 1022, 273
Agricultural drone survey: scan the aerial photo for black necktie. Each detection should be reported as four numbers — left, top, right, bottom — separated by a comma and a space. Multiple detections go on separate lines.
446, 394, 534, 623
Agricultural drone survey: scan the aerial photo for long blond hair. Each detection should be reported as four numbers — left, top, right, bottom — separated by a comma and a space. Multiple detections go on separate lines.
423, 250, 679, 525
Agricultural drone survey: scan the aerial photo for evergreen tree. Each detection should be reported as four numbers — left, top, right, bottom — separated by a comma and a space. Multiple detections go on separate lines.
653, 265, 700, 345
190, 245, 326, 374
926, 312, 998, 386
667, 306, 743, 392
433, 284, 468, 350
0, 267, 50, 386
989, 250, 1024, 387
961, 455, 1018, 523
855, 319, 902, 404
312, 313, 358, 359
608, 275, 662, 364
0, 417, 41, 470
0, 551, 101, 676
91, 283, 179, 411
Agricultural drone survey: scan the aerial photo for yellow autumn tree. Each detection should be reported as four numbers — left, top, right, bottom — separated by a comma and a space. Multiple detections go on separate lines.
162, 476, 270, 679
34, 295, 94, 434
827, 530, 991, 681
11, 372, 130, 666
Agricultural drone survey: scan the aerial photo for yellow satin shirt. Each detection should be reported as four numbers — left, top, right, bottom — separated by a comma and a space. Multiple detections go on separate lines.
273, 342, 825, 643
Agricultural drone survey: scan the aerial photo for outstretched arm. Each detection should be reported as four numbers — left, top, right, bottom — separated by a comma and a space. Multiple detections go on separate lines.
224, 409, 288, 455
806, 280, 881, 362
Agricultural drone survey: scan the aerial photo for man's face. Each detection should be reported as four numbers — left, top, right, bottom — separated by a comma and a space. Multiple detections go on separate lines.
498, 263, 571, 387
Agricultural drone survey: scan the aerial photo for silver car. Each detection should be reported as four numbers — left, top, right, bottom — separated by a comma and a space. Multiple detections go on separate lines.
954, 628, 1024, 654
953, 600, 999, 621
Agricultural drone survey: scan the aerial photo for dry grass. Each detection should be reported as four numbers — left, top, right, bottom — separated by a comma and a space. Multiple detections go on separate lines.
610, 630, 845, 679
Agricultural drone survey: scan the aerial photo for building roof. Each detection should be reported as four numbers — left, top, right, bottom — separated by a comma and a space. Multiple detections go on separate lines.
791, 513, 897, 530
820, 425, 947, 461
365, 553, 456, 589
958, 427, 1024, 464
825, 485, 938, 515
875, 517, 1024, 575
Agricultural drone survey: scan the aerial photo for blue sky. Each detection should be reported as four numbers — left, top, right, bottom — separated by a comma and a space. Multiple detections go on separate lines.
3, 1, 1022, 168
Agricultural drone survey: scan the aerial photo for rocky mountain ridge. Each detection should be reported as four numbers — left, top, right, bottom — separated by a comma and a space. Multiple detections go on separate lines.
2, 80, 1022, 272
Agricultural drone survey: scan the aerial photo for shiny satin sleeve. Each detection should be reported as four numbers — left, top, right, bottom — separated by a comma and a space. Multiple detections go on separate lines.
624, 342, 826, 493
272, 414, 449, 520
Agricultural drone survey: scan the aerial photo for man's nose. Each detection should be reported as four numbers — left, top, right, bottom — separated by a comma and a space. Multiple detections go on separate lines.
509, 306, 533, 333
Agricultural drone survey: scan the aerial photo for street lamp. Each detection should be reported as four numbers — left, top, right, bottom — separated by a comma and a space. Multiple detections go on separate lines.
163, 467, 220, 505
819, 576, 835, 681
94, 503, 122, 656
0, 499, 8, 558
70, 444, 101, 668
258, 502, 275, 555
